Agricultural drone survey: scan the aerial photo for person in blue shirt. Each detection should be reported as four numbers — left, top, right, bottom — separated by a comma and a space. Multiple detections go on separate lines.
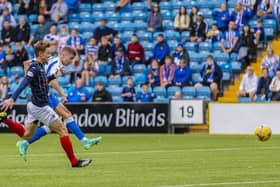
152, 34, 170, 65
67, 79, 90, 102
67, 28, 85, 54
212, 3, 231, 32
253, 19, 265, 45
137, 83, 156, 103
230, 2, 255, 29
65, 0, 80, 13
121, 77, 136, 102
147, 59, 160, 88
93, 19, 118, 42
173, 59, 192, 87
221, 21, 240, 54
256, 68, 272, 101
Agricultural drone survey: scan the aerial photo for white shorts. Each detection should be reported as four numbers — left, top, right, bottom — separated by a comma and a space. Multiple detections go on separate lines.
26, 102, 59, 126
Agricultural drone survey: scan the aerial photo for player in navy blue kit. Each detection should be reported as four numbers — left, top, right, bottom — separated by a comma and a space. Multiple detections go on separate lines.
15, 46, 101, 158
1, 41, 92, 167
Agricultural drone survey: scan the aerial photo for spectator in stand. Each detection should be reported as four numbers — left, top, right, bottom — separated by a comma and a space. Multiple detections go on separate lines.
261, 47, 280, 77
173, 43, 189, 67
147, 4, 163, 32
38, 0, 50, 17
255, 68, 272, 101
173, 59, 192, 87
18, 0, 37, 15
238, 0, 256, 11
67, 28, 85, 54
221, 21, 240, 54
57, 25, 69, 52
137, 83, 156, 103
92, 81, 112, 102
50, 0, 68, 24
0, 76, 11, 102
81, 54, 99, 86
206, 24, 221, 43
44, 25, 59, 55
267, 0, 280, 33
93, 19, 118, 42
68, 53, 84, 84
238, 24, 256, 65
65, 0, 80, 13
190, 12, 207, 42
0, 44, 7, 73
195, 55, 222, 100
1, 20, 14, 45
5, 44, 14, 67
110, 48, 131, 78
159, 56, 176, 88
147, 59, 160, 88
13, 16, 30, 43
0, 0, 12, 14
231, 2, 254, 29
257, 0, 272, 18
12, 41, 28, 67
67, 79, 90, 103
85, 37, 99, 61
127, 34, 144, 65
0, 7, 16, 31
238, 66, 258, 100
121, 77, 136, 102
27, 15, 53, 46
112, 36, 126, 56
152, 34, 170, 65
190, 6, 199, 26
253, 19, 265, 45
174, 6, 190, 33
98, 36, 113, 65
269, 68, 280, 101
212, 3, 230, 32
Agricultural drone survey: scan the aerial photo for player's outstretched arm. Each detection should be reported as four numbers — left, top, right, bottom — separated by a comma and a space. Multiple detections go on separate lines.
49, 79, 68, 103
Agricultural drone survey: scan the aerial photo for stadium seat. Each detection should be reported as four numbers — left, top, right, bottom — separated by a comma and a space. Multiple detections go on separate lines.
189, 52, 203, 63
213, 52, 229, 62
68, 22, 79, 31
265, 28, 274, 40
192, 73, 203, 84
231, 61, 242, 73
190, 62, 203, 73
163, 20, 174, 30
108, 76, 122, 86
94, 76, 108, 87
10, 66, 24, 77
263, 19, 277, 31
171, 1, 184, 9
80, 22, 95, 33
153, 86, 166, 97
185, 42, 198, 52
134, 73, 147, 85
86, 87, 95, 96
196, 86, 211, 99
167, 86, 181, 98
165, 30, 180, 41
134, 20, 147, 32
168, 40, 179, 51
160, 1, 172, 10
213, 42, 221, 52
222, 71, 231, 82
105, 11, 120, 22
121, 12, 133, 22
120, 21, 136, 32
239, 97, 251, 103
132, 2, 146, 11
113, 96, 124, 103
142, 41, 154, 51
68, 13, 80, 22
79, 12, 92, 22
121, 31, 134, 42
79, 3, 92, 12
154, 97, 168, 103
30, 24, 38, 34
133, 64, 147, 74
91, 12, 104, 21
57, 75, 70, 87
132, 11, 147, 21
182, 87, 196, 98
92, 4, 105, 12
107, 86, 122, 97
161, 10, 172, 20
82, 32, 92, 41
28, 14, 38, 23
136, 30, 152, 42
199, 42, 212, 52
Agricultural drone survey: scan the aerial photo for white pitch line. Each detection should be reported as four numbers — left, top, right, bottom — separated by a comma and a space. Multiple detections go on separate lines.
0, 146, 279, 158
160, 179, 280, 187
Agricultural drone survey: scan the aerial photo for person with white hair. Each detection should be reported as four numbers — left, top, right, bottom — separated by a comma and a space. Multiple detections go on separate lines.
261, 47, 280, 77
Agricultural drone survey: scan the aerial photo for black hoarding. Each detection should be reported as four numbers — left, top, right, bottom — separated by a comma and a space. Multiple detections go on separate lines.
0, 103, 169, 133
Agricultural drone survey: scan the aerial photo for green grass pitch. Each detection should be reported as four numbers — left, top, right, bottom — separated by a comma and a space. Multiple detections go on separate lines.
0, 134, 280, 187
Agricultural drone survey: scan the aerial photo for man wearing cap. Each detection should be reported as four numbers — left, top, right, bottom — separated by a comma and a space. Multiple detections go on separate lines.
190, 12, 207, 42
93, 19, 118, 42
238, 66, 258, 100
173, 43, 189, 67
92, 82, 112, 102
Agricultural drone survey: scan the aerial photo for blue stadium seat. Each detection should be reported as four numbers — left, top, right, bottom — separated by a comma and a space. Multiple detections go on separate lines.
153, 86, 166, 97
222, 71, 231, 82
133, 64, 147, 74
29, 14, 38, 23
165, 30, 180, 41
86, 87, 95, 96
104, 11, 120, 22
92, 4, 105, 12
107, 86, 122, 97
213, 52, 229, 62
189, 52, 203, 63
121, 12, 133, 22
82, 32, 92, 42
182, 87, 196, 98
80, 22, 94, 33
10, 66, 24, 77
265, 28, 274, 40
231, 61, 242, 73
190, 62, 203, 73
239, 97, 251, 103
200, 8, 213, 18
134, 20, 147, 31
134, 73, 147, 85
69, 22, 80, 31
213, 42, 221, 52
163, 20, 174, 30
108, 76, 122, 86
192, 73, 203, 84
196, 86, 211, 99
142, 41, 154, 51
80, 12, 92, 22
145, 51, 153, 60
263, 19, 277, 31
113, 96, 124, 103
168, 40, 178, 51
79, 3, 92, 12
91, 12, 104, 21
230, 53, 238, 62
95, 76, 108, 87
171, 1, 184, 9
167, 86, 181, 98
132, 11, 147, 21
68, 13, 80, 22
136, 30, 152, 42
16, 98, 28, 104
121, 31, 134, 42
120, 21, 136, 32
154, 97, 168, 103
57, 75, 70, 87
199, 42, 212, 52
30, 24, 38, 34
249, 19, 257, 28
160, 1, 172, 10
104, 1, 115, 11
161, 10, 172, 20
132, 2, 146, 11
185, 42, 198, 52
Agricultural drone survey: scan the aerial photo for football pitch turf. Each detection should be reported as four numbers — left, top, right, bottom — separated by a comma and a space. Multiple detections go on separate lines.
0, 134, 280, 187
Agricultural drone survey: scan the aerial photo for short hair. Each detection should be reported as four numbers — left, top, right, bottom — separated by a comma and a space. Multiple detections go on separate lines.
34, 40, 50, 57
61, 46, 77, 56
207, 55, 214, 59
277, 68, 280, 72
132, 34, 137, 37
141, 83, 148, 87
165, 55, 173, 61
158, 33, 164, 38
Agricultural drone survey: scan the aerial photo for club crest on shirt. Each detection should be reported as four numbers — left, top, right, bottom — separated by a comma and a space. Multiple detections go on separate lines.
27, 71, 34, 77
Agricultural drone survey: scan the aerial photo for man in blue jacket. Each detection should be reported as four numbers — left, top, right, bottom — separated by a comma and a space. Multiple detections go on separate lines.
152, 34, 170, 65
67, 79, 90, 102
212, 3, 230, 32
173, 59, 192, 87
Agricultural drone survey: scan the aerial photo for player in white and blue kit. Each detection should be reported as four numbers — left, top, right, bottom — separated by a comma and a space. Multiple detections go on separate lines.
17, 46, 101, 153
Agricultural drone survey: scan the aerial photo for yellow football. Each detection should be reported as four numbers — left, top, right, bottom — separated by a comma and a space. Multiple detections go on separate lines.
254, 125, 272, 141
